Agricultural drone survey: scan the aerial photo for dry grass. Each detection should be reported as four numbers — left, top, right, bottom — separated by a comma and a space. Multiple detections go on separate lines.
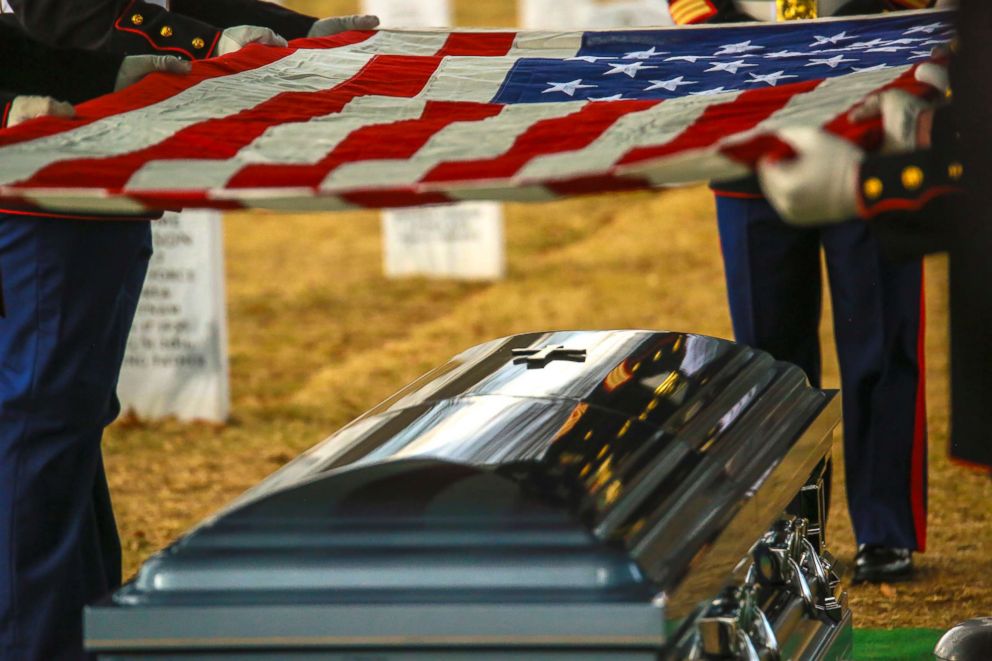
103, 0, 992, 632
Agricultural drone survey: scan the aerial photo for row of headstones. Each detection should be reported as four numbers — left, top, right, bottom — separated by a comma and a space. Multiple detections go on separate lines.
117, 0, 674, 423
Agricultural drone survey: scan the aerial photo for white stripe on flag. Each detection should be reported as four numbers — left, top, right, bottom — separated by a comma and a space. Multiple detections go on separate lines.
320, 102, 582, 190
0, 39, 387, 186
125, 53, 531, 191
515, 94, 737, 181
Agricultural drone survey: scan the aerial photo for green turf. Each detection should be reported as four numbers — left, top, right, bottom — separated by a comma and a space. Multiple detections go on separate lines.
855, 628, 944, 660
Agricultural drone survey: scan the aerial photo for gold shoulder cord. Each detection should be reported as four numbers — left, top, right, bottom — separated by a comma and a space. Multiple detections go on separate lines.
777, 0, 818, 20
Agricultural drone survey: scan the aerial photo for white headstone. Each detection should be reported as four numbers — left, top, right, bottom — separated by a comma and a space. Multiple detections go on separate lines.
521, 0, 672, 29
363, 0, 451, 26
118, 211, 231, 422
363, 0, 507, 281
383, 202, 505, 280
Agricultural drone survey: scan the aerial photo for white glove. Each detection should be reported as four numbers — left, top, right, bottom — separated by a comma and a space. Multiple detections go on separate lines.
115, 55, 192, 91
849, 89, 938, 154
757, 127, 864, 227
848, 58, 947, 153
307, 14, 379, 38
215, 25, 288, 56
7, 95, 75, 127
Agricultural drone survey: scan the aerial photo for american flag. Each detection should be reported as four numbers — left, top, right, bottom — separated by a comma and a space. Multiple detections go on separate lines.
0, 10, 952, 215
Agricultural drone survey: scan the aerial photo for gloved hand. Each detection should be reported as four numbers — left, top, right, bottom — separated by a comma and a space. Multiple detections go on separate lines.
848, 58, 948, 153
6, 95, 74, 127
114, 55, 192, 92
849, 89, 939, 154
757, 127, 864, 226
215, 25, 288, 56
307, 14, 379, 38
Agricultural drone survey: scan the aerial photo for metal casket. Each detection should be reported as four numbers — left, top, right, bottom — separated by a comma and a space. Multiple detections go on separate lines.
87, 330, 852, 660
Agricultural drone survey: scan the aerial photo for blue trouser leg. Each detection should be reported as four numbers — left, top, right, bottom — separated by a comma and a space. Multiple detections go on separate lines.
716, 196, 926, 551
821, 223, 926, 552
0, 214, 152, 660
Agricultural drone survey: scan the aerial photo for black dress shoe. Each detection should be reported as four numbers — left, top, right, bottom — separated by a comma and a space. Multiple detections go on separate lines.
853, 544, 914, 584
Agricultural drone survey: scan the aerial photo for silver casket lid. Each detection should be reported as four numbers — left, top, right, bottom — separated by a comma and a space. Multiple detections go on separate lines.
88, 330, 837, 654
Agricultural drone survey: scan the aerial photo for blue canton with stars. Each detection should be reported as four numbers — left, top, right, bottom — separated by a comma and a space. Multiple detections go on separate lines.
492, 11, 953, 104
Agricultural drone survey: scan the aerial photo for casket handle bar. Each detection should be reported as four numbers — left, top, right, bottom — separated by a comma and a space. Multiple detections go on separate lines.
693, 513, 845, 659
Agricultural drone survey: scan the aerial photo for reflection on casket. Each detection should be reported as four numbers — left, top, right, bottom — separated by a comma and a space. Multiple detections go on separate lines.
87, 330, 852, 660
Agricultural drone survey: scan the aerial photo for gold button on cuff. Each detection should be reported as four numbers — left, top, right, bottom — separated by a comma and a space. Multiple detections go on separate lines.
948, 162, 964, 181
160, 25, 173, 38
945, 87, 953, 101
901, 166, 924, 191
192, 37, 206, 49
130, 13, 143, 25
863, 177, 883, 200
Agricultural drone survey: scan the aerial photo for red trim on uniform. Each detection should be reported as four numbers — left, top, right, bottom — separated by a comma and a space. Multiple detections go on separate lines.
0, 207, 152, 221
860, 185, 962, 219
1, 100, 11, 128
711, 189, 764, 199
910, 266, 927, 552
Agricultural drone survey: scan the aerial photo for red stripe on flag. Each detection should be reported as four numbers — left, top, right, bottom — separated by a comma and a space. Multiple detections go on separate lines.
341, 189, 452, 208
619, 80, 821, 166
285, 30, 379, 51
227, 101, 503, 189
435, 32, 517, 57
421, 99, 658, 183
17, 54, 445, 191
545, 173, 651, 196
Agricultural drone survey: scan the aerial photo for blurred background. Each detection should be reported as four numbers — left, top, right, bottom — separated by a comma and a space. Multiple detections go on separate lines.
103, 0, 991, 631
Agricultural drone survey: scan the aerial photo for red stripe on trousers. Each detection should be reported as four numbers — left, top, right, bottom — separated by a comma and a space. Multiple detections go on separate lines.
422, 100, 658, 183
911, 265, 928, 551
17, 54, 445, 191
618, 80, 821, 166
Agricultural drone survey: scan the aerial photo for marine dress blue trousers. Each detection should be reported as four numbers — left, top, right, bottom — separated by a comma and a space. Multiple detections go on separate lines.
0, 212, 152, 660
716, 195, 927, 552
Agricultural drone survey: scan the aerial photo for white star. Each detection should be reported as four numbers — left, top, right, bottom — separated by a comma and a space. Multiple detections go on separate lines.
623, 47, 667, 60
690, 86, 736, 96
604, 61, 657, 78
704, 59, 758, 74
882, 38, 926, 45
664, 55, 714, 63
811, 31, 854, 47
851, 64, 890, 72
805, 54, 857, 69
589, 94, 625, 102
714, 40, 764, 56
746, 70, 798, 86
905, 22, 946, 35
644, 76, 698, 92
848, 38, 887, 49
867, 45, 912, 53
566, 55, 617, 63
542, 79, 598, 96
766, 50, 808, 59
908, 50, 933, 59
921, 39, 949, 47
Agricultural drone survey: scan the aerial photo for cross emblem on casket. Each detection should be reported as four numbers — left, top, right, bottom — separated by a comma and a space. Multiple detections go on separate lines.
511, 345, 587, 368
